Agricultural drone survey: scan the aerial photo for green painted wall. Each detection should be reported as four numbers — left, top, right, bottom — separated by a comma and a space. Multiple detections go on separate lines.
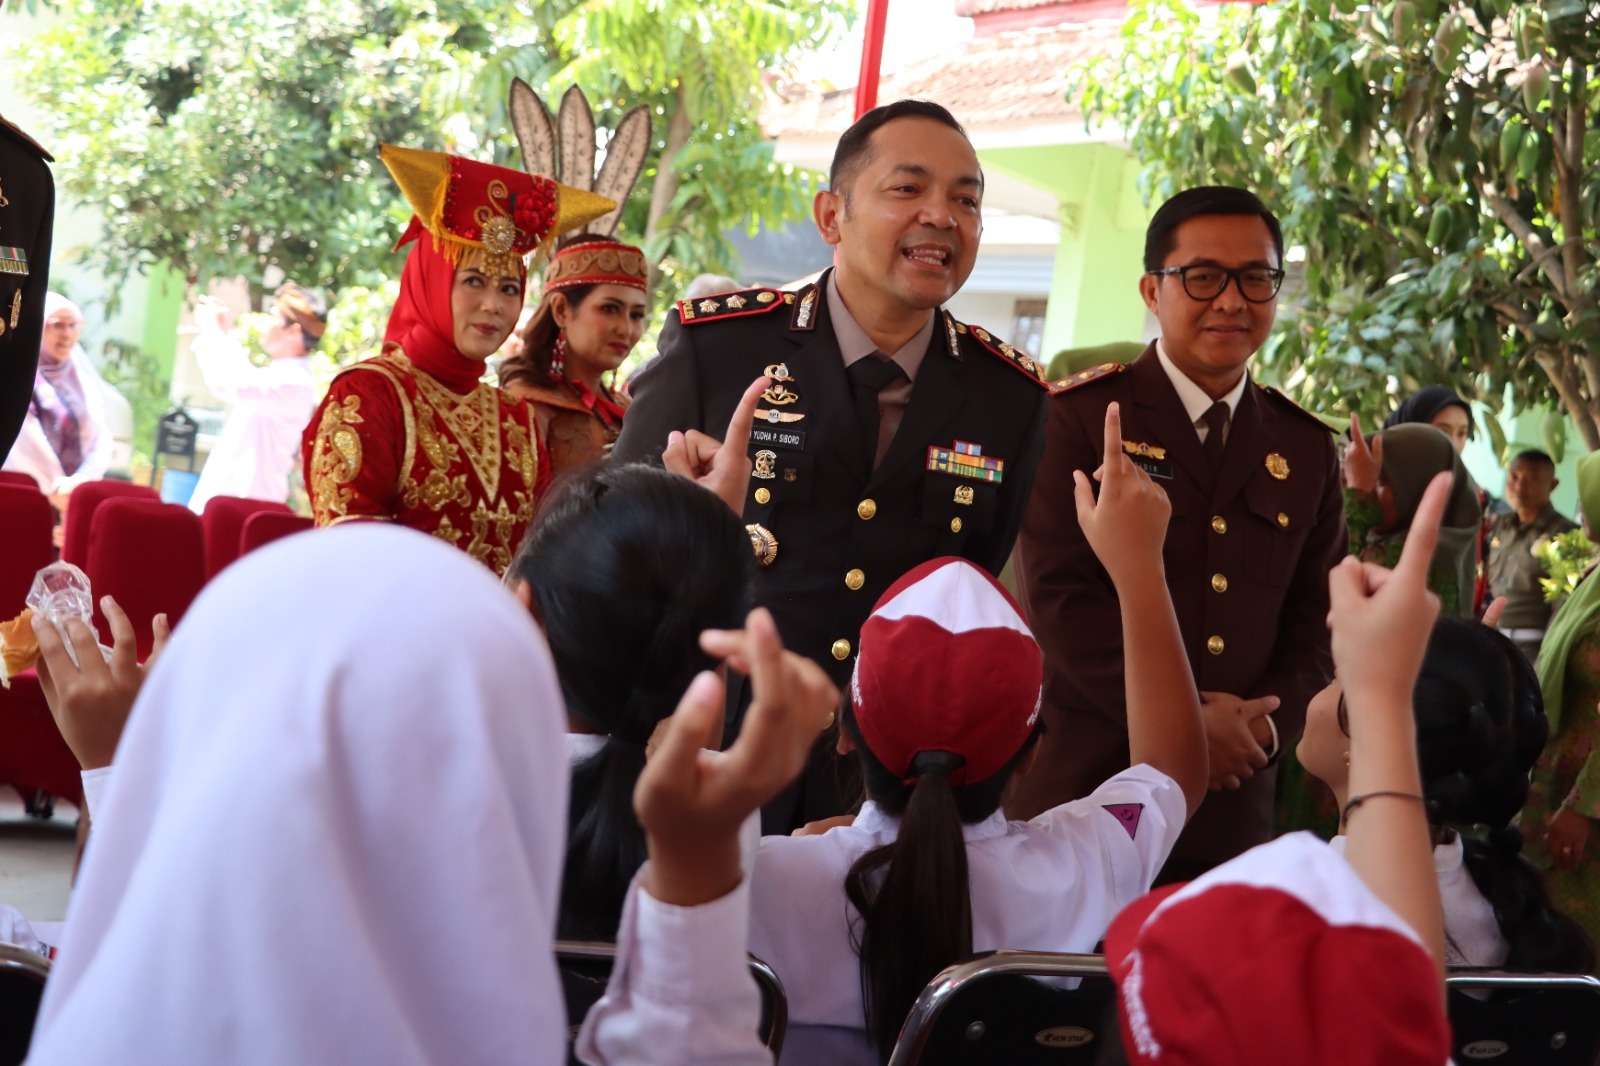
980, 142, 1150, 360
140, 262, 185, 376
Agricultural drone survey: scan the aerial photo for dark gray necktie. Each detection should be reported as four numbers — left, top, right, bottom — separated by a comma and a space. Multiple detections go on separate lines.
1202, 401, 1229, 471
847, 355, 906, 466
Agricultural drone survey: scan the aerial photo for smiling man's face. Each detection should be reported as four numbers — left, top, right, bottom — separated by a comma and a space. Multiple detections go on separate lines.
1139, 214, 1280, 399
817, 115, 983, 318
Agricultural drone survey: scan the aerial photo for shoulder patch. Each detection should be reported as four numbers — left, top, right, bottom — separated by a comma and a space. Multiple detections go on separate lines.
0, 113, 52, 162
1049, 362, 1128, 395
960, 321, 1047, 388
676, 287, 788, 326
1261, 386, 1338, 433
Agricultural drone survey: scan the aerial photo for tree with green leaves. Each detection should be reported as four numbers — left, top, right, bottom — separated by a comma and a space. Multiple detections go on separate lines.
1077, 0, 1599, 455
467, 0, 852, 301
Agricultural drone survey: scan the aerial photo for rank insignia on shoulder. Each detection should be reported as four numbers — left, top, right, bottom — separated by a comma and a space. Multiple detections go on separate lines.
1261, 386, 1339, 433
676, 287, 788, 325
927, 440, 1004, 483
957, 319, 1047, 387
1050, 362, 1127, 395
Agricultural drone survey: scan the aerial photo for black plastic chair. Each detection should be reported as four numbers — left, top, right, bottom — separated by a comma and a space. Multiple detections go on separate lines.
554, 939, 787, 1063
1446, 969, 1600, 1065
887, 950, 1125, 1066
0, 943, 49, 1066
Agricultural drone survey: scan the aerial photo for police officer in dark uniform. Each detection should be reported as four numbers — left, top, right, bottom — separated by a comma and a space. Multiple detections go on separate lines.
1011, 187, 1346, 881
614, 100, 1049, 831
0, 112, 55, 457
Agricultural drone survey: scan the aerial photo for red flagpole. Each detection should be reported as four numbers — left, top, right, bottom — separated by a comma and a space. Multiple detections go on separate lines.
854, 0, 891, 119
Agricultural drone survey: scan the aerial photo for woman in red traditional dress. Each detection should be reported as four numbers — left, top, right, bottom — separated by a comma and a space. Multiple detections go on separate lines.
497, 237, 650, 475
302, 144, 613, 575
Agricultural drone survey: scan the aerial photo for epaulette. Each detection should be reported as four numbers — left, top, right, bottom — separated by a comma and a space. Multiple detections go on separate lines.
1049, 362, 1128, 395
675, 287, 791, 326
0, 113, 53, 162
1261, 386, 1338, 433
953, 320, 1048, 388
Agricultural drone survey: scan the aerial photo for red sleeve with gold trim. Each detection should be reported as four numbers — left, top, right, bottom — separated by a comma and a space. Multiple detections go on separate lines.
302, 369, 406, 527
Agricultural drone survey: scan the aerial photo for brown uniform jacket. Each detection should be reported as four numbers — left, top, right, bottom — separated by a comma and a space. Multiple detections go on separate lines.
1010, 345, 1345, 876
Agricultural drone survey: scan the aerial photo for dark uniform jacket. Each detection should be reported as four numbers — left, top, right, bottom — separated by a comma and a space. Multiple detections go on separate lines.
613, 271, 1049, 824
1010, 344, 1345, 877
0, 115, 55, 458
1486, 504, 1577, 632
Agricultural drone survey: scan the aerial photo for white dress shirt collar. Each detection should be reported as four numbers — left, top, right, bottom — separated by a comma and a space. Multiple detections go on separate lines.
1155, 339, 1248, 426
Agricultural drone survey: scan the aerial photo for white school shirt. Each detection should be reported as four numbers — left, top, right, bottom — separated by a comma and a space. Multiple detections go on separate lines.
748, 763, 1185, 1029
1328, 832, 1507, 967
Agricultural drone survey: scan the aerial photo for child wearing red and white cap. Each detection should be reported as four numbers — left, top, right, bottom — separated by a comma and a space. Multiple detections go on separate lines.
747, 404, 1209, 1054
1103, 474, 1461, 1066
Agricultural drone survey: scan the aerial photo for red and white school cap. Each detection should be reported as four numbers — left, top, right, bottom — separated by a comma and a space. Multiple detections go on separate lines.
851, 557, 1041, 786
1104, 833, 1451, 1066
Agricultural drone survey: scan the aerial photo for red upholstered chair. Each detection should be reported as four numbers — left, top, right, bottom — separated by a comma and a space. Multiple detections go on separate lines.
60, 480, 160, 568
239, 511, 314, 557
0, 471, 39, 490
201, 496, 293, 580
0, 486, 54, 612
0, 488, 82, 812
85, 499, 205, 660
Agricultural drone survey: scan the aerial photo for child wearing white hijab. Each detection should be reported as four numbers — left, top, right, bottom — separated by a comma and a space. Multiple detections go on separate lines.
25, 523, 830, 1065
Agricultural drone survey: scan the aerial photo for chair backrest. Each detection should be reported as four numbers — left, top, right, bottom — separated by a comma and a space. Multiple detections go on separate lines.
0, 487, 54, 612
238, 511, 314, 558
201, 496, 293, 580
0, 943, 49, 1066
85, 499, 205, 658
552, 940, 787, 1060
60, 480, 160, 567
888, 951, 1121, 1066
0, 472, 38, 490
1446, 970, 1600, 1065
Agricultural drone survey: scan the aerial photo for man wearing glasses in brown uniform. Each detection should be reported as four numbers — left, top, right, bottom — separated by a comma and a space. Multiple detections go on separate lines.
1010, 186, 1345, 882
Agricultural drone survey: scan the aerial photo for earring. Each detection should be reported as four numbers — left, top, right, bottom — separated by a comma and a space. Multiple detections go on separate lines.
551, 331, 568, 381
1343, 751, 1351, 768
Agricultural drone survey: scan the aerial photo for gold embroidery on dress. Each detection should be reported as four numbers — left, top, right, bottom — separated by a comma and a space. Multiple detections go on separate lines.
503, 416, 538, 491
308, 395, 364, 524
433, 514, 464, 547
411, 369, 504, 500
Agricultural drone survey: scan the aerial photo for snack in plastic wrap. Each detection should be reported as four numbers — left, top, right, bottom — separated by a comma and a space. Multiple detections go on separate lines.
0, 562, 100, 688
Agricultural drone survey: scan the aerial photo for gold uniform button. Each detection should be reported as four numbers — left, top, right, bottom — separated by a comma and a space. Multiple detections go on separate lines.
1211, 573, 1228, 593
1211, 516, 1227, 534
1277, 512, 1290, 528
754, 487, 770, 505
831, 639, 852, 661
845, 568, 865, 590
950, 517, 963, 533
857, 499, 877, 520
1207, 635, 1225, 655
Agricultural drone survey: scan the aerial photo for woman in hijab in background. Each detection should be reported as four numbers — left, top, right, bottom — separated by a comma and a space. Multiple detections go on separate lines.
3, 292, 112, 510
1343, 419, 1482, 616
1527, 450, 1600, 960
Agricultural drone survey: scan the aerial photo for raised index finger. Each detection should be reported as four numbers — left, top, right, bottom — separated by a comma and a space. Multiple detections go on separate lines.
1101, 401, 1124, 476
723, 376, 769, 458
1348, 413, 1367, 456
1393, 471, 1452, 585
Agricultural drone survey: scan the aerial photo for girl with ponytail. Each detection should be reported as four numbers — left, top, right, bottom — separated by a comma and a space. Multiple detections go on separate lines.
507, 462, 754, 939
747, 404, 1209, 1057
1298, 615, 1594, 971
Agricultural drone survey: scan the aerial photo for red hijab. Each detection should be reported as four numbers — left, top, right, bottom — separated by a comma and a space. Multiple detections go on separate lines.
384, 239, 526, 394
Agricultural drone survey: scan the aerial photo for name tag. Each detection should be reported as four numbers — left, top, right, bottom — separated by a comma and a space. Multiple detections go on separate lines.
750, 426, 806, 450
1132, 456, 1173, 480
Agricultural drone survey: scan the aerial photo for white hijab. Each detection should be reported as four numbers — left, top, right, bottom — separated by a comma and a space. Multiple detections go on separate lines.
27, 524, 569, 1065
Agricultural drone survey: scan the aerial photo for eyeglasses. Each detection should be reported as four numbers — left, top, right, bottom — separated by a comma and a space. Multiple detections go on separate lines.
1147, 265, 1285, 303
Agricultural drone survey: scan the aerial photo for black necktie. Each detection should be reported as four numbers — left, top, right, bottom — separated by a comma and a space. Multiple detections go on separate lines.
847, 355, 906, 467
1202, 401, 1229, 471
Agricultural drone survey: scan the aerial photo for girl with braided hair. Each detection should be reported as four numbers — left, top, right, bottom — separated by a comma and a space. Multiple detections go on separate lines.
1298, 615, 1594, 970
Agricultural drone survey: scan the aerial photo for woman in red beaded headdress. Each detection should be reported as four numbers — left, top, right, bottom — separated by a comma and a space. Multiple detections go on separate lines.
301, 145, 613, 575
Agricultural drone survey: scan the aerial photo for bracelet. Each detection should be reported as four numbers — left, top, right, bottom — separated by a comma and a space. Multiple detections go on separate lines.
1342, 790, 1425, 822
1261, 713, 1280, 761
